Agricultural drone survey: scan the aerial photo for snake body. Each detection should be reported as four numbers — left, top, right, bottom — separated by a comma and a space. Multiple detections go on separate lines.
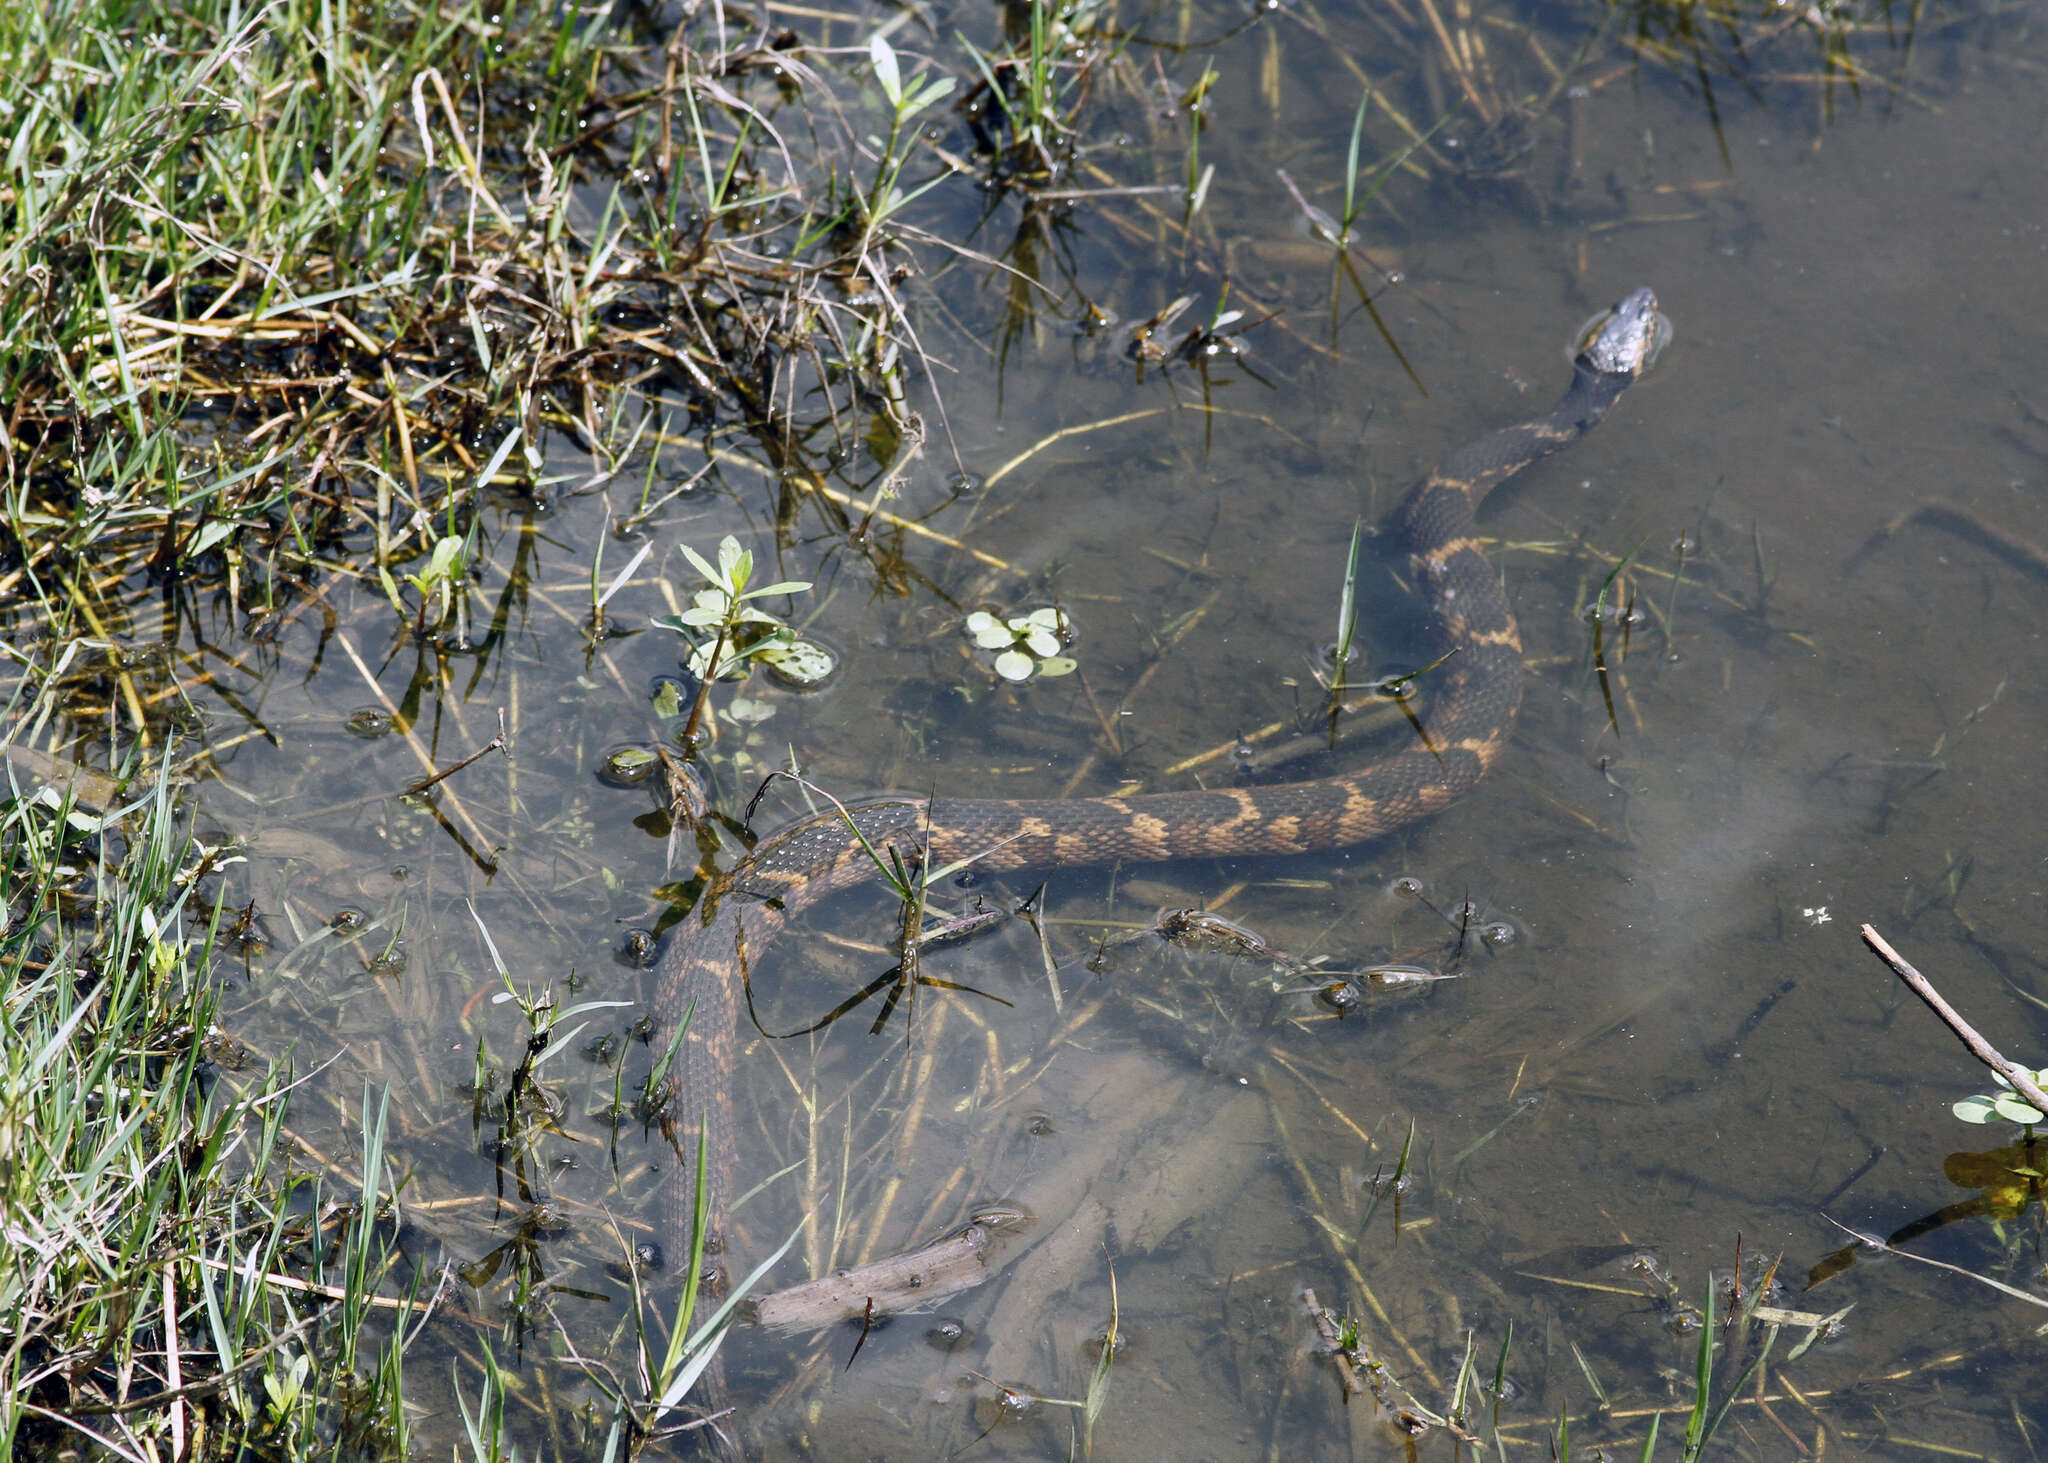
653, 287, 1664, 1355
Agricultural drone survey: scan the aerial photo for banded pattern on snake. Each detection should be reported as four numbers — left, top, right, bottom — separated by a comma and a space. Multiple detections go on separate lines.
651, 285, 1666, 1436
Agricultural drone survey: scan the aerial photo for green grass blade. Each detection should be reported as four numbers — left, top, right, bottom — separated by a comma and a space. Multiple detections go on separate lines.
1680, 1275, 1715, 1461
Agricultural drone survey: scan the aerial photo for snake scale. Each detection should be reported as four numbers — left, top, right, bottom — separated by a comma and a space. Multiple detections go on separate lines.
652, 286, 1665, 1426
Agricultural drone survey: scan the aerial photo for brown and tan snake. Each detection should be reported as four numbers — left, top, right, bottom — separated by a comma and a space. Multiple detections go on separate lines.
652, 285, 1665, 1436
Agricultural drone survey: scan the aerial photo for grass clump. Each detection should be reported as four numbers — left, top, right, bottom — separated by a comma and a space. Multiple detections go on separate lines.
0, 0, 1189, 748
0, 751, 415, 1458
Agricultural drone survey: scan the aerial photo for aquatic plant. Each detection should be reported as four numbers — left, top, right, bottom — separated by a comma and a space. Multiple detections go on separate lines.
655, 536, 823, 744
965, 606, 1076, 682
1953, 1067, 2048, 1129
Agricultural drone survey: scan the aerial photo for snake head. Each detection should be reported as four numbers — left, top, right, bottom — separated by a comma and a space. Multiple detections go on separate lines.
1578, 286, 1670, 378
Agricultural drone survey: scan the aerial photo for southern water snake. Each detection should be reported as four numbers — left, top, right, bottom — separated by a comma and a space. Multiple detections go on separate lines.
652, 284, 1666, 1414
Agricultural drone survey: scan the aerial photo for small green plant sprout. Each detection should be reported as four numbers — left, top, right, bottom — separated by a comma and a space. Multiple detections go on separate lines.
402, 530, 471, 636
863, 35, 956, 229
965, 606, 1075, 682
1953, 1067, 2048, 1128
261, 1349, 316, 1445
565, 1162, 803, 1452
1321, 520, 1364, 727
589, 528, 654, 644
653, 536, 830, 744
1183, 64, 1218, 216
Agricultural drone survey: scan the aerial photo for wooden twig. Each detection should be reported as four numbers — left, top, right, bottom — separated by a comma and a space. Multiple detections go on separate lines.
1860, 925, 2048, 1116
404, 709, 508, 795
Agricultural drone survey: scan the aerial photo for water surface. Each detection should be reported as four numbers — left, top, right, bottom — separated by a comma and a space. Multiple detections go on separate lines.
196, 0, 2048, 1455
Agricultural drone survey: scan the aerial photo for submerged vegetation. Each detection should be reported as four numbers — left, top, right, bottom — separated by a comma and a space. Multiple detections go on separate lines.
1, 0, 2042, 1459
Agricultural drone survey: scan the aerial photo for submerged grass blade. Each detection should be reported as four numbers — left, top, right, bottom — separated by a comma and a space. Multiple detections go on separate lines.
1082, 1261, 1121, 1453
1591, 538, 1646, 739
1680, 1274, 1715, 1461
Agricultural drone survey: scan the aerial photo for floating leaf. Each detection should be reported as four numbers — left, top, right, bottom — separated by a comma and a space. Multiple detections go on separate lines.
759, 636, 838, 688
600, 747, 659, 785
967, 607, 1077, 681
1993, 1093, 2047, 1125
1954, 1096, 2003, 1124
1956, 1065, 2048, 1127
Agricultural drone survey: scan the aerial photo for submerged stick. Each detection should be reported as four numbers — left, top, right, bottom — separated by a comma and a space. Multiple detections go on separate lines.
748, 1219, 1011, 1333
1860, 925, 2048, 1117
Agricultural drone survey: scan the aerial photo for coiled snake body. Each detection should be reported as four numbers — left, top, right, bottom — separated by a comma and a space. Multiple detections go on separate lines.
654, 287, 1665, 1368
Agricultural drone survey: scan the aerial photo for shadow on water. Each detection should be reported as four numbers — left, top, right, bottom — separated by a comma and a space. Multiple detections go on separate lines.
13, 0, 2048, 1455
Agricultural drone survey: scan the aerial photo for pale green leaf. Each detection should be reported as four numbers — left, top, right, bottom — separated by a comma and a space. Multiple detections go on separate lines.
869, 35, 902, 107
911, 75, 956, 112
759, 637, 838, 687
716, 536, 750, 589
1954, 1096, 2001, 1123
678, 542, 718, 583
425, 536, 463, 578
1992, 1093, 2046, 1124
188, 519, 240, 557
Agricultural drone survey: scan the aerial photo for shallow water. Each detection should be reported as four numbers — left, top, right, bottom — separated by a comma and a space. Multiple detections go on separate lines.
189, 0, 2048, 1456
